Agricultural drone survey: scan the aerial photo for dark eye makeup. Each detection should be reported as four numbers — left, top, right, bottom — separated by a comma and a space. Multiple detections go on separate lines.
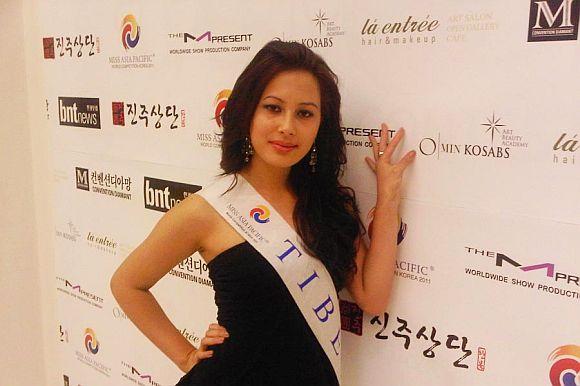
263, 104, 314, 118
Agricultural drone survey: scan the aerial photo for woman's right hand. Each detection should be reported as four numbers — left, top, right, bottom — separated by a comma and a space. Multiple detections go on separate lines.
180, 323, 230, 373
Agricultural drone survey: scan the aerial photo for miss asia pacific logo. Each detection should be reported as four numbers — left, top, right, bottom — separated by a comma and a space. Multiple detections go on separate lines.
75, 327, 111, 377
528, 0, 579, 42
250, 205, 271, 224
109, 14, 155, 69
419, 112, 528, 160
84, 328, 99, 354
196, 89, 231, 149
548, 345, 580, 385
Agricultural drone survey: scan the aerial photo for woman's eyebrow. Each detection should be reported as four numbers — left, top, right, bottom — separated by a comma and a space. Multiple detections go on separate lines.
263, 95, 319, 109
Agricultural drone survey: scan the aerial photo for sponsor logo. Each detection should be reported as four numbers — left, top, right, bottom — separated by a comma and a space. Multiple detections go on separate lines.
85, 231, 117, 255
111, 101, 185, 129
76, 327, 111, 376
143, 177, 201, 212
75, 167, 133, 200
367, 204, 436, 286
250, 205, 271, 224
84, 328, 99, 354
56, 277, 104, 309
369, 311, 485, 370
340, 299, 364, 336
275, 9, 344, 48
59, 324, 69, 343
341, 126, 395, 149
553, 132, 578, 166
196, 90, 231, 149
121, 362, 162, 386
55, 220, 81, 242
58, 97, 100, 129
109, 14, 155, 69
419, 113, 527, 160
180, 327, 201, 345
75, 167, 90, 191
548, 345, 580, 385
112, 306, 128, 320
465, 246, 580, 302
528, 0, 579, 42
395, 260, 434, 285
361, 15, 440, 47
122, 14, 140, 49
446, 12, 499, 43
43, 37, 55, 59
168, 30, 253, 55
477, 347, 487, 372
214, 90, 230, 129
43, 34, 100, 59
169, 256, 213, 288
225, 203, 269, 243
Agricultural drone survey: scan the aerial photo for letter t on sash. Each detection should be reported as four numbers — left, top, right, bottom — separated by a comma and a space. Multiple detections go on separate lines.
276, 239, 303, 262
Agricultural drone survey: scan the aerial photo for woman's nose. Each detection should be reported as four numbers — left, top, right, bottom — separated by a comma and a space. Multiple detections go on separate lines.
277, 112, 296, 136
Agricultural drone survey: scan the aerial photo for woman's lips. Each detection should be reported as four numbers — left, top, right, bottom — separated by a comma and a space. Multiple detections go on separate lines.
269, 141, 297, 153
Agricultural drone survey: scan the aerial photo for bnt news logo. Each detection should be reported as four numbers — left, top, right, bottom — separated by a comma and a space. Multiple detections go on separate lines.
528, 0, 580, 42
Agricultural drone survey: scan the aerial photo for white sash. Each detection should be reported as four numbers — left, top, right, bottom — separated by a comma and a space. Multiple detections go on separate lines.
198, 174, 342, 384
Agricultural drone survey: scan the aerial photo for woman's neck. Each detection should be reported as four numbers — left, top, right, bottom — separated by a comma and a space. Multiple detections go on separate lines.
239, 157, 294, 200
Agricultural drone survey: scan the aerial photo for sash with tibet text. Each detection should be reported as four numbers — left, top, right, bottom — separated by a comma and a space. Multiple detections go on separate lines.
198, 174, 342, 384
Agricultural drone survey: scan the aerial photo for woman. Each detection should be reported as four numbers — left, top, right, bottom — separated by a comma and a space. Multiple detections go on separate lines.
110, 40, 416, 385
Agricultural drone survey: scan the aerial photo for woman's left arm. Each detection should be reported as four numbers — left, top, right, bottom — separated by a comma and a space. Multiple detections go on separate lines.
346, 123, 416, 315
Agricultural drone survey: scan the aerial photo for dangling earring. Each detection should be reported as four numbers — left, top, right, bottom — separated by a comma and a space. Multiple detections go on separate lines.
243, 135, 254, 163
309, 144, 317, 173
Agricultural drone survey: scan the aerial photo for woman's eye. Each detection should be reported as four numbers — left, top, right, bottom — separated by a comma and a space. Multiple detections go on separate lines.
264, 104, 280, 112
298, 110, 313, 118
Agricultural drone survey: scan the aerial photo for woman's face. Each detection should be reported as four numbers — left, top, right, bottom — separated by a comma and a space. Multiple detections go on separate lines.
248, 69, 321, 170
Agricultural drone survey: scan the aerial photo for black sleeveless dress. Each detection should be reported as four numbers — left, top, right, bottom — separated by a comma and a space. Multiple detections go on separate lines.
175, 241, 339, 386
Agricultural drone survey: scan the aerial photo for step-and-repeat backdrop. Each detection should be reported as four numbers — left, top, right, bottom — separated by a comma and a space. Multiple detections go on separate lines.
41, 1, 579, 385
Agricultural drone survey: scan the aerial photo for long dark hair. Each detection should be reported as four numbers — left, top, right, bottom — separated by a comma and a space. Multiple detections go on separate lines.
219, 40, 364, 291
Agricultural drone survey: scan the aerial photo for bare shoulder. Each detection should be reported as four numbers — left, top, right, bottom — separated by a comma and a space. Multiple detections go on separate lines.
177, 193, 245, 261
176, 193, 216, 227
110, 193, 220, 291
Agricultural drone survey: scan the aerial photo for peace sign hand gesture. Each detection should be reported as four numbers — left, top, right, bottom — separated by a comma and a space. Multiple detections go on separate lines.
365, 123, 416, 208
